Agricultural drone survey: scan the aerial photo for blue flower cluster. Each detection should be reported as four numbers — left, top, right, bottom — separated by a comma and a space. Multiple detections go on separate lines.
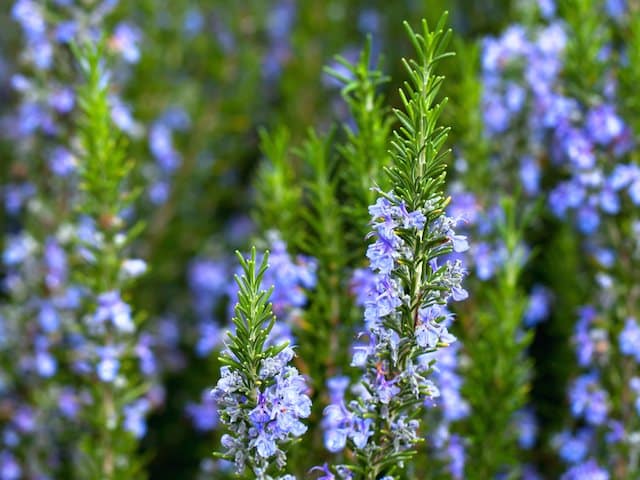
426, 342, 469, 479
478, 1, 640, 475
213, 346, 311, 479
321, 192, 468, 477
0, 2, 173, 475
480, 6, 636, 238
147, 108, 190, 204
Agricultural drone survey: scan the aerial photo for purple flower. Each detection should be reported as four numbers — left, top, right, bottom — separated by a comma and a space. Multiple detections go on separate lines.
96, 345, 121, 382
619, 317, 640, 362
0, 451, 21, 480
109, 23, 141, 63
573, 306, 598, 366
608, 164, 639, 190
375, 371, 400, 404
12, 0, 46, 38
448, 192, 480, 225
561, 459, 609, 480
327, 376, 350, 404
58, 389, 81, 419
349, 268, 377, 307
48, 87, 75, 114
598, 188, 620, 214
586, 104, 624, 146
483, 94, 511, 134
447, 434, 465, 479
55, 20, 77, 43
629, 179, 640, 205
38, 302, 60, 333
505, 82, 526, 112
110, 96, 142, 137
123, 399, 150, 438
563, 129, 595, 170
569, 374, 609, 425
515, 409, 538, 449
48, 146, 76, 177
605, 0, 627, 20
524, 285, 552, 327
121, 259, 147, 278
183, 8, 204, 36
195, 321, 220, 357
576, 206, 600, 234
555, 429, 592, 464
35, 350, 57, 377
519, 156, 541, 195
93, 291, 134, 333
537, 0, 556, 18
149, 122, 181, 172
310, 463, 335, 480
213, 339, 311, 472
473, 242, 496, 280
149, 180, 170, 204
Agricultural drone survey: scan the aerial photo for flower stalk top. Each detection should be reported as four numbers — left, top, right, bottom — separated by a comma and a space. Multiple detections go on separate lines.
213, 248, 311, 480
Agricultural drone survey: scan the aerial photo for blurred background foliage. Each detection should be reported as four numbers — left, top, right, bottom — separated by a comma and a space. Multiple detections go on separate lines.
5, 1, 593, 478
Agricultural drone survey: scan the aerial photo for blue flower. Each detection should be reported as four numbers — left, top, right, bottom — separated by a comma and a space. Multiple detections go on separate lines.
109, 23, 141, 64
586, 104, 624, 146
523, 285, 552, 327
537, 0, 556, 18
186, 390, 218, 432
554, 429, 592, 464
515, 409, 538, 449
0, 451, 21, 480
95, 345, 123, 383
310, 463, 335, 479
213, 338, 310, 474
93, 291, 134, 333
48, 146, 76, 177
561, 459, 609, 480
123, 399, 150, 438
619, 317, 640, 362
568, 374, 609, 425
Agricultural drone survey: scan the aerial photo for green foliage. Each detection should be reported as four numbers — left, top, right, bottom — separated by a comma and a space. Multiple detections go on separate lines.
386, 16, 454, 213
449, 38, 490, 192
618, 3, 640, 135
217, 247, 283, 382
255, 126, 304, 249
529, 221, 585, 474
3, 1, 570, 478
327, 38, 394, 243
459, 198, 534, 479
74, 41, 135, 221
560, 0, 610, 101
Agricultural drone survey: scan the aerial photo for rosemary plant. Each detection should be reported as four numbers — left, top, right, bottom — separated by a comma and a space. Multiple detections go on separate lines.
72, 41, 149, 479
213, 248, 311, 480
320, 15, 469, 479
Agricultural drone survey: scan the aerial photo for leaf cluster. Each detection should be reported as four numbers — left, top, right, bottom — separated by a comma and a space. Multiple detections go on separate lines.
560, 0, 611, 102
327, 38, 394, 241
459, 198, 535, 479
219, 247, 287, 388
386, 15, 454, 213
73, 40, 138, 222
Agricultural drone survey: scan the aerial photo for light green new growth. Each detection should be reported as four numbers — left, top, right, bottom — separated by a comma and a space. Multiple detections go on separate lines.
386, 16, 454, 213
217, 247, 282, 382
